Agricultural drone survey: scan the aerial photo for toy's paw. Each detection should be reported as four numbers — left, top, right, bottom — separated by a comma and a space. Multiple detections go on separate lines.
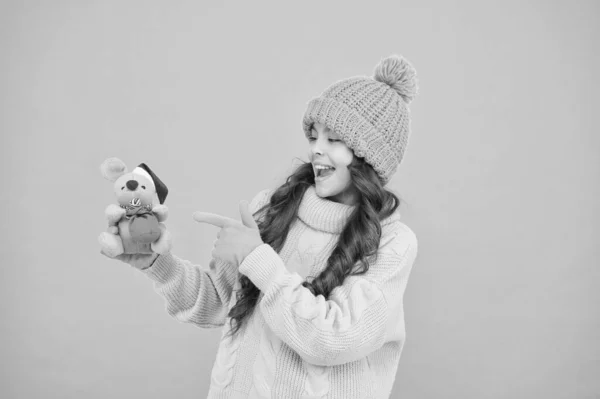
150, 223, 172, 254
152, 204, 169, 222
98, 232, 124, 257
105, 204, 126, 225
107, 226, 118, 235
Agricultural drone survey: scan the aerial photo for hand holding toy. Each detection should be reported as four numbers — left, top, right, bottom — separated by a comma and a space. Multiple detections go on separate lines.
100, 250, 159, 271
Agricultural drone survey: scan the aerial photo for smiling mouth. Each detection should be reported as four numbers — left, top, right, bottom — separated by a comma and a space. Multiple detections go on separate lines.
315, 167, 336, 180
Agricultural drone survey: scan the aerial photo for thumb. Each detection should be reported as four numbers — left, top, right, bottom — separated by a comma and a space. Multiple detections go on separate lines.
239, 200, 258, 229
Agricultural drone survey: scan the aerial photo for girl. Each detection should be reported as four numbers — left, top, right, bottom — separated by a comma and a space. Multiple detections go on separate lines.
102, 54, 419, 399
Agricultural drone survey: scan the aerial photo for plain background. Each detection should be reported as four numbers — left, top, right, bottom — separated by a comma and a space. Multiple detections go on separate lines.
1, 1, 598, 398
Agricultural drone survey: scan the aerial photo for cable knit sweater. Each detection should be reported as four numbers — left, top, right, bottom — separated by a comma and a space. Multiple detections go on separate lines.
140, 184, 418, 398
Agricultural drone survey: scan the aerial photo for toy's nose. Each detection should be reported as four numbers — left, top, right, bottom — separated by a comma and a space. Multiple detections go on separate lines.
126, 180, 138, 190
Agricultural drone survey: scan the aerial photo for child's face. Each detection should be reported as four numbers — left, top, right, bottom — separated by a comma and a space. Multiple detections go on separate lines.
307, 122, 359, 206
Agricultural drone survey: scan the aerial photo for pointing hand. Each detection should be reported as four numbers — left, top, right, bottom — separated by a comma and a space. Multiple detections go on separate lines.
193, 200, 263, 268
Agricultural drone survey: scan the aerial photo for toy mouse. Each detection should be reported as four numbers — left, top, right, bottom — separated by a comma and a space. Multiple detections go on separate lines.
98, 157, 172, 257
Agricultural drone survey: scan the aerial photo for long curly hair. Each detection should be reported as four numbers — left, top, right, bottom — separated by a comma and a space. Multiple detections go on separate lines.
224, 155, 402, 339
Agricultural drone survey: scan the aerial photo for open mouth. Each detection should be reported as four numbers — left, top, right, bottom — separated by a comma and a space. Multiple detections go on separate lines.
315, 165, 336, 179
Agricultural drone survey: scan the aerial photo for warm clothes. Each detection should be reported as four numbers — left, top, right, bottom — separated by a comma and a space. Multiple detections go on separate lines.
140, 184, 418, 398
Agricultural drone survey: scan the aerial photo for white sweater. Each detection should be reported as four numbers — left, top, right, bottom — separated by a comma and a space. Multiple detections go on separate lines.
141, 184, 418, 398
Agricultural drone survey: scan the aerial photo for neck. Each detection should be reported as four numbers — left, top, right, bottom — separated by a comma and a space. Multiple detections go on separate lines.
325, 186, 360, 206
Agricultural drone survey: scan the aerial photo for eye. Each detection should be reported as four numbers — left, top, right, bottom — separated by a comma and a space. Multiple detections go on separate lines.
329, 139, 340, 142
121, 186, 124, 190
141, 185, 146, 189
308, 136, 316, 141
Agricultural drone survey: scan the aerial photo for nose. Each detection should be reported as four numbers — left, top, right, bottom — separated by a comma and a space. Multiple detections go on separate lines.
126, 180, 139, 190
311, 138, 324, 156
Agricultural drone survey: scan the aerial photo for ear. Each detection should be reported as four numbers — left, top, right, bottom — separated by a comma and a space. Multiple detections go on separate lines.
137, 163, 168, 204
100, 157, 128, 182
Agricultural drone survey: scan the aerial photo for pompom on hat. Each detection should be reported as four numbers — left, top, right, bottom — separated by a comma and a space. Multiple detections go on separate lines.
302, 54, 419, 185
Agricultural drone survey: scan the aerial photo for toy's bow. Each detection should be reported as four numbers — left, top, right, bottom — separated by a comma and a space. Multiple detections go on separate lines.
121, 198, 153, 219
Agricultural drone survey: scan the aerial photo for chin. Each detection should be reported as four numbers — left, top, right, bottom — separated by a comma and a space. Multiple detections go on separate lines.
315, 182, 340, 198
314, 184, 324, 196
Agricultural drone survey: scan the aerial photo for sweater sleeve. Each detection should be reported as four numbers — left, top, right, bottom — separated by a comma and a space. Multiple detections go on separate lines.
140, 253, 237, 328
238, 224, 418, 366
140, 188, 274, 329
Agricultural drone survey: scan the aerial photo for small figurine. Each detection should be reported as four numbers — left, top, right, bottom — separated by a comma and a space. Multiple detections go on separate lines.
98, 157, 172, 257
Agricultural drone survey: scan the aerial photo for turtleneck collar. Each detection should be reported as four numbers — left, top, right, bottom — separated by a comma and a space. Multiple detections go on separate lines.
297, 184, 401, 234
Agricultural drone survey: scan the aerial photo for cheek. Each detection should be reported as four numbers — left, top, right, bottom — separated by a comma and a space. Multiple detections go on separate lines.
336, 167, 352, 185
140, 192, 153, 205
337, 149, 355, 185
332, 159, 353, 185
334, 146, 354, 168
117, 192, 133, 206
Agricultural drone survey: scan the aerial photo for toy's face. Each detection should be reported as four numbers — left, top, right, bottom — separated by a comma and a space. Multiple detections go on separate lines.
113, 172, 156, 207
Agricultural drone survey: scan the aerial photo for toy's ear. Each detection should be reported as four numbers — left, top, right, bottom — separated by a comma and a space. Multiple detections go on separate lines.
100, 157, 128, 182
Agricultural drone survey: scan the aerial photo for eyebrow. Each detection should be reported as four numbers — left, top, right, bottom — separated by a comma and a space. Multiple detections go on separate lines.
310, 124, 332, 133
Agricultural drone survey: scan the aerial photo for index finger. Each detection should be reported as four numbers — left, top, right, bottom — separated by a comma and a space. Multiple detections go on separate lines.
193, 212, 236, 228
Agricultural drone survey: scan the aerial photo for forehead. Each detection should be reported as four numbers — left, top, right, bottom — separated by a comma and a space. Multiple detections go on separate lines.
311, 122, 338, 135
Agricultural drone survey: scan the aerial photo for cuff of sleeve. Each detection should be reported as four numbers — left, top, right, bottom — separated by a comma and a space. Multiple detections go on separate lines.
238, 244, 286, 292
140, 252, 180, 284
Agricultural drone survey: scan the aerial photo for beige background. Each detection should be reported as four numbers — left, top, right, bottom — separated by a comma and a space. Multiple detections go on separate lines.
1, 1, 598, 398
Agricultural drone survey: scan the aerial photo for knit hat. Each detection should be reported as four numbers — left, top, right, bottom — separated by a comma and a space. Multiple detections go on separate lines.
302, 54, 418, 185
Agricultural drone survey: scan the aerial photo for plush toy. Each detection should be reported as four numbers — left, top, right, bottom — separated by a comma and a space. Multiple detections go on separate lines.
98, 157, 172, 257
